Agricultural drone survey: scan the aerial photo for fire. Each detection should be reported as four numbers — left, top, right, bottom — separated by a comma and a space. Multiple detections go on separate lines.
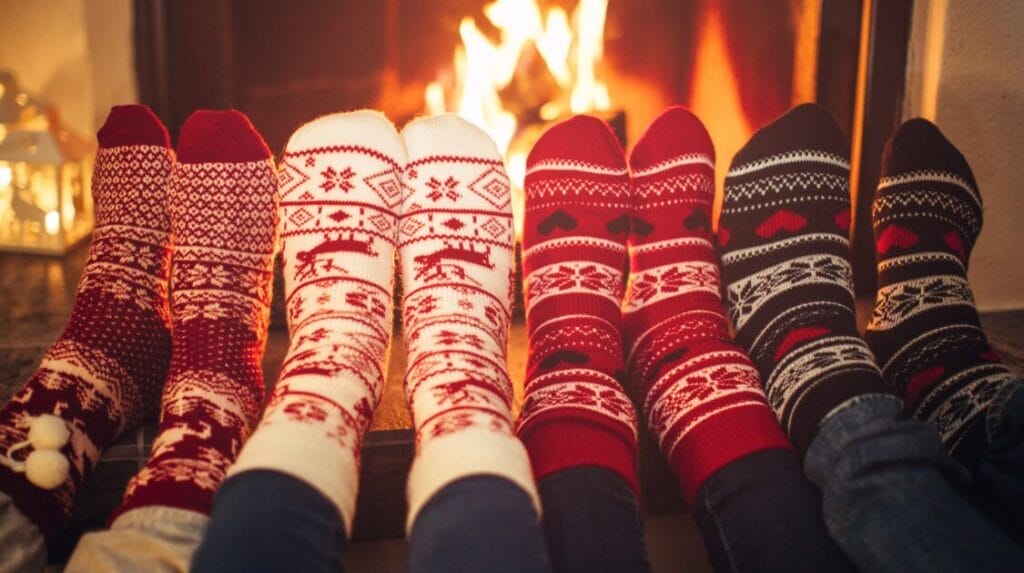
426, 0, 612, 238
687, 5, 753, 230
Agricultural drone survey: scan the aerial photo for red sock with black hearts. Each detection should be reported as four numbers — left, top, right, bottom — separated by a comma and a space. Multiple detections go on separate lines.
110, 110, 279, 520
865, 119, 1020, 469
517, 115, 640, 493
624, 107, 792, 504
0, 105, 173, 545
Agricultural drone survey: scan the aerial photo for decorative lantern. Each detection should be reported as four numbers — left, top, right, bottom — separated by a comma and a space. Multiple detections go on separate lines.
0, 71, 94, 255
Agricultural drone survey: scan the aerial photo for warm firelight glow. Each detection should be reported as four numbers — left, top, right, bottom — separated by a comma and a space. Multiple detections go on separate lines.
687, 5, 754, 230
426, 0, 612, 238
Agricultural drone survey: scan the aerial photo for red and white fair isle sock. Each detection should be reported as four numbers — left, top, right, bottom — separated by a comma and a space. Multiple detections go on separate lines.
517, 115, 639, 492
228, 111, 405, 533
865, 119, 1019, 468
0, 105, 173, 544
112, 110, 279, 520
624, 107, 792, 504
399, 115, 538, 530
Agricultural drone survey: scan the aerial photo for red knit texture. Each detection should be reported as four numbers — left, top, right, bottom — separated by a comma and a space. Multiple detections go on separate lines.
625, 107, 792, 505
112, 110, 279, 520
516, 115, 639, 492
175, 110, 272, 164
0, 105, 174, 545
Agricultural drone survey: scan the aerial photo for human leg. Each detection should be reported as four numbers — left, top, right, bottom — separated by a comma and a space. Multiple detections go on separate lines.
719, 104, 1024, 570
66, 110, 279, 571
866, 118, 1024, 543
0, 105, 173, 569
205, 109, 401, 560
627, 107, 851, 572
517, 115, 648, 572
397, 115, 546, 567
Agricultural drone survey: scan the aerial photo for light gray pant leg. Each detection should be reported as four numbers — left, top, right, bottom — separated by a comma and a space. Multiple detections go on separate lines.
0, 491, 46, 573
65, 506, 208, 573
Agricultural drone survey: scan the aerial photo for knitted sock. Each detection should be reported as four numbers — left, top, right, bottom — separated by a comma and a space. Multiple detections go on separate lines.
864, 119, 1017, 467
112, 110, 279, 519
0, 105, 173, 544
625, 107, 792, 504
227, 111, 405, 534
399, 114, 538, 531
718, 104, 889, 454
516, 115, 639, 493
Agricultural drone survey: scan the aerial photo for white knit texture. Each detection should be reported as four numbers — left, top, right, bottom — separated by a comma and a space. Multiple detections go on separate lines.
228, 110, 405, 534
399, 115, 540, 531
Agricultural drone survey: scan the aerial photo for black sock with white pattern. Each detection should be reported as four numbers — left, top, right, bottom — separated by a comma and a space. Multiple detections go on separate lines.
718, 104, 890, 454
865, 118, 1018, 469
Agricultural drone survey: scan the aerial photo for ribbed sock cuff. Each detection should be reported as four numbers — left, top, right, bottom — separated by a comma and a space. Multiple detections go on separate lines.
520, 419, 638, 495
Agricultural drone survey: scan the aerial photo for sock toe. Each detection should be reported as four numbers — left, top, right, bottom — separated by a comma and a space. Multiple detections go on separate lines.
402, 114, 500, 159
629, 106, 714, 171
882, 118, 979, 195
97, 105, 171, 149
731, 103, 847, 168
286, 110, 405, 162
528, 115, 625, 169
177, 110, 271, 164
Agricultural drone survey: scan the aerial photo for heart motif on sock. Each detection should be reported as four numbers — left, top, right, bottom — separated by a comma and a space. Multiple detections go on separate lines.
683, 208, 710, 232
630, 216, 654, 237
537, 209, 578, 235
876, 224, 919, 254
717, 226, 731, 247
755, 209, 807, 238
905, 366, 946, 409
944, 230, 966, 260
774, 326, 831, 362
834, 208, 851, 233
605, 213, 631, 235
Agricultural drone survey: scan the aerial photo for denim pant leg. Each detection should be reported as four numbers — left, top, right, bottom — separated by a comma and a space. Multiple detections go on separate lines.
691, 449, 854, 573
537, 467, 651, 573
408, 475, 550, 573
806, 394, 1024, 572
191, 470, 347, 573
971, 379, 1024, 545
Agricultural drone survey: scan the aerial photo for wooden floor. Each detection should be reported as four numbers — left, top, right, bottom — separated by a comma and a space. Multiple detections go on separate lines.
2, 240, 1022, 570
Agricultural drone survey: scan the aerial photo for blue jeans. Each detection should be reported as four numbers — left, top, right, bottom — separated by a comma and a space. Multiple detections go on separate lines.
805, 393, 1024, 572
537, 467, 651, 573
971, 379, 1024, 545
691, 449, 854, 572
195, 472, 548, 573
192, 470, 347, 572
408, 475, 550, 573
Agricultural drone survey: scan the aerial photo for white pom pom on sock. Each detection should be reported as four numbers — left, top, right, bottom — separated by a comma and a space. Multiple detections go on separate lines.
28, 414, 71, 450
25, 449, 71, 490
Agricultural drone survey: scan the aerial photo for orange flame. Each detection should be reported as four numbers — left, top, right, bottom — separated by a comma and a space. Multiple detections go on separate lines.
426, 0, 611, 238
687, 6, 753, 230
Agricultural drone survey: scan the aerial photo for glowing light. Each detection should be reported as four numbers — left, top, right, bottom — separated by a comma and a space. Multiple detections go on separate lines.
570, 0, 610, 113
44, 211, 60, 235
689, 6, 754, 229
0, 165, 11, 187
426, 0, 612, 240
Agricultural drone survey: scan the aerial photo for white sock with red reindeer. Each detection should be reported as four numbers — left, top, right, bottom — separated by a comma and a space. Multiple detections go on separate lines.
398, 115, 539, 531
227, 111, 406, 534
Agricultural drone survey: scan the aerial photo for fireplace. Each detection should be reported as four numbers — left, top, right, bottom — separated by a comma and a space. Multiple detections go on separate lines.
133, 0, 912, 295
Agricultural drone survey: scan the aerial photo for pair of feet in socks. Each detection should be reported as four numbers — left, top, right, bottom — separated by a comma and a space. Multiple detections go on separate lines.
517, 108, 791, 504
231, 110, 537, 533
0, 106, 278, 544
517, 102, 1018, 508
719, 103, 1016, 470
0, 106, 540, 543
